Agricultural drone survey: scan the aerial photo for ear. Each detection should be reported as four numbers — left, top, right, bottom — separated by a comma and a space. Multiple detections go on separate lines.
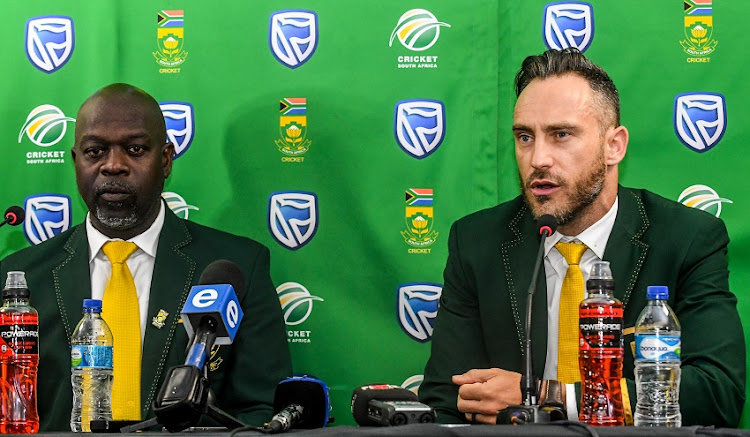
604, 125, 628, 166
70, 147, 77, 163
162, 142, 175, 178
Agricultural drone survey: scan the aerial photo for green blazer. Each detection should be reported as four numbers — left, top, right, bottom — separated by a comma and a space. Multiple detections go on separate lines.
420, 186, 745, 427
0, 207, 292, 431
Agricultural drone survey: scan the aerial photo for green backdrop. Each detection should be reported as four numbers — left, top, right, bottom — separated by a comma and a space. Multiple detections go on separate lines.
1, 0, 747, 427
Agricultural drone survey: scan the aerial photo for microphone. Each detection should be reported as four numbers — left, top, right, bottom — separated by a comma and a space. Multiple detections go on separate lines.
151, 260, 246, 432
497, 214, 566, 424
265, 376, 331, 433
1, 206, 24, 228
351, 384, 435, 426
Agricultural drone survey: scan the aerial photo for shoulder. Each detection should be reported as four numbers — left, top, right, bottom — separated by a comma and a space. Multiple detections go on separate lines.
1, 224, 83, 267
170, 218, 270, 264
452, 196, 527, 236
622, 187, 726, 232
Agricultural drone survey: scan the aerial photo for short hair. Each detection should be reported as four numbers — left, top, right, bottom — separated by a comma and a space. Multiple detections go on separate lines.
514, 48, 620, 128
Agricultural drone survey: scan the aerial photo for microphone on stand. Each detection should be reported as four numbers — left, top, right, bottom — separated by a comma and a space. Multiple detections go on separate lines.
264, 375, 332, 433
497, 214, 566, 424
0, 206, 24, 228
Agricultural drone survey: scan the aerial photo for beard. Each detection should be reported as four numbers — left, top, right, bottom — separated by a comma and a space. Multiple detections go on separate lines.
93, 181, 139, 230
521, 149, 606, 226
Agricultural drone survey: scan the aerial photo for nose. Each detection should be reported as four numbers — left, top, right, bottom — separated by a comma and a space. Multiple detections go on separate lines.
100, 148, 129, 175
529, 139, 553, 170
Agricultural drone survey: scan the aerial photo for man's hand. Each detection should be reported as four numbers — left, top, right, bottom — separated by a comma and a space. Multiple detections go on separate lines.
452, 368, 522, 424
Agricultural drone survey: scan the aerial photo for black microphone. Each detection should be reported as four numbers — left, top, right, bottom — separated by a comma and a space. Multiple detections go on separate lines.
497, 214, 566, 424
266, 376, 331, 433
351, 384, 435, 426
0, 206, 24, 228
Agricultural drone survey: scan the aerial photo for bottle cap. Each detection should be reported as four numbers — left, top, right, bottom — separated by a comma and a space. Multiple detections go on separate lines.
646, 285, 669, 300
83, 298, 103, 312
586, 261, 615, 290
3, 271, 30, 299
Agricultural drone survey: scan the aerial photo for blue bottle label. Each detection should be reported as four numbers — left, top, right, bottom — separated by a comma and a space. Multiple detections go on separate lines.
635, 334, 680, 361
71, 345, 113, 368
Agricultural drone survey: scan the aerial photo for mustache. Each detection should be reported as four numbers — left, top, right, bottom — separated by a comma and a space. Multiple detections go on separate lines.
524, 170, 565, 188
94, 181, 136, 197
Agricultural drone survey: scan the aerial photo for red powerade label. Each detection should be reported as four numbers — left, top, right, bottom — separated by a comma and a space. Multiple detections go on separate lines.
579, 306, 623, 351
0, 315, 39, 356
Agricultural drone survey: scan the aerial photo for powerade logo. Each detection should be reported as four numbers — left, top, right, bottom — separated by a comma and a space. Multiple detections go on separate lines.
25, 16, 75, 73
269, 10, 318, 69
268, 191, 319, 250
397, 283, 442, 342
160, 102, 194, 159
162, 192, 199, 219
23, 194, 71, 245
543, 2, 594, 52
674, 92, 726, 153
394, 100, 446, 159
678, 184, 731, 218
277, 282, 323, 326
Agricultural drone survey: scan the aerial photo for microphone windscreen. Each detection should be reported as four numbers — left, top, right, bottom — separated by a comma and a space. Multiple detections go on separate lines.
536, 214, 557, 236
198, 259, 246, 293
273, 376, 330, 429
4, 206, 25, 226
351, 384, 418, 426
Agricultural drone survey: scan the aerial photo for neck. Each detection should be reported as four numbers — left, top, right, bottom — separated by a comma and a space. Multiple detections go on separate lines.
558, 178, 618, 236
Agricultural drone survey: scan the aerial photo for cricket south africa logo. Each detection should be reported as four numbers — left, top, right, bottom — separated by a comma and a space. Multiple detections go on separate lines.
401, 189, 438, 252
401, 375, 424, 395
394, 100, 445, 159
673, 92, 726, 153
397, 283, 442, 342
389, 9, 449, 69
543, 2, 594, 52
268, 191, 319, 250
160, 102, 194, 159
276, 98, 311, 160
23, 194, 71, 245
153, 10, 187, 73
269, 10, 318, 69
678, 185, 732, 218
18, 104, 75, 148
25, 16, 74, 73
162, 192, 199, 219
277, 282, 324, 326
681, 0, 717, 60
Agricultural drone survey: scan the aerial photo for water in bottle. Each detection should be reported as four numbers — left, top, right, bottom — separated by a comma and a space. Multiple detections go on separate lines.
0, 271, 39, 434
578, 261, 624, 426
634, 285, 681, 427
70, 299, 113, 432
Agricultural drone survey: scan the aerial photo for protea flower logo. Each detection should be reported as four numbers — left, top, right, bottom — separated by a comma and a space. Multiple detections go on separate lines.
25, 16, 75, 73
401, 375, 424, 395
18, 105, 75, 147
277, 282, 323, 325
543, 2, 595, 53
673, 92, 726, 153
162, 192, 199, 219
389, 9, 450, 51
394, 100, 446, 159
23, 194, 71, 245
678, 185, 732, 218
268, 191, 319, 250
269, 10, 318, 69
397, 283, 442, 342
159, 102, 194, 159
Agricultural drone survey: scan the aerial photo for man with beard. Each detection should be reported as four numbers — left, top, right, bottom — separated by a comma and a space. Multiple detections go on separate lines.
0, 84, 292, 430
419, 49, 745, 427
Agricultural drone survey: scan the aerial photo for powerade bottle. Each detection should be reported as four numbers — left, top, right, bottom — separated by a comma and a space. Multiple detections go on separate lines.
70, 299, 113, 432
634, 285, 681, 427
0, 272, 39, 433
578, 261, 624, 426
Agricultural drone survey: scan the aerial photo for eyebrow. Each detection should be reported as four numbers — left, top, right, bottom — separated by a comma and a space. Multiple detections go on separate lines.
512, 123, 580, 133
77, 133, 151, 144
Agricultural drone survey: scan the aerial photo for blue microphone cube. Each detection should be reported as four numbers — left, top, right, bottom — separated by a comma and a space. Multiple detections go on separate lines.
181, 284, 244, 345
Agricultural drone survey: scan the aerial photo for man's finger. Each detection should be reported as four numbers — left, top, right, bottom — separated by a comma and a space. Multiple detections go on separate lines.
452, 368, 500, 385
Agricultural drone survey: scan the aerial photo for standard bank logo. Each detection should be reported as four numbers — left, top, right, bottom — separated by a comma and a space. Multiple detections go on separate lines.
23, 194, 71, 245
543, 2, 594, 52
401, 375, 424, 395
277, 282, 323, 326
18, 105, 75, 147
678, 184, 732, 218
394, 100, 445, 159
269, 10, 318, 69
160, 102, 194, 159
397, 283, 442, 343
162, 192, 199, 219
25, 16, 74, 73
389, 9, 450, 51
268, 191, 318, 250
674, 92, 726, 153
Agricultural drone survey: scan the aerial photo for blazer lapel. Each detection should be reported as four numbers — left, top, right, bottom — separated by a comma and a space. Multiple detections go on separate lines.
52, 226, 92, 341
499, 202, 548, 377
603, 187, 650, 309
140, 209, 196, 412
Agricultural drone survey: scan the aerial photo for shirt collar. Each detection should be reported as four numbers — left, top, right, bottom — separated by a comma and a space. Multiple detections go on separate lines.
86, 201, 166, 262
544, 196, 619, 259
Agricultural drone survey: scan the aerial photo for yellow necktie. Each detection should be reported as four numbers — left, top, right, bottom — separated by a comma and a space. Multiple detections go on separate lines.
555, 241, 588, 384
101, 241, 141, 421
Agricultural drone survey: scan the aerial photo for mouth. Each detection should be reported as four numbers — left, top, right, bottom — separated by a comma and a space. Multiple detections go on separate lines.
95, 182, 135, 203
529, 180, 560, 197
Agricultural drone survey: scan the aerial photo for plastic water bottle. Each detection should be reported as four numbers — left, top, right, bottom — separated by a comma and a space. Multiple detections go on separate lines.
634, 285, 681, 427
70, 299, 113, 432
0, 271, 39, 433
578, 261, 624, 426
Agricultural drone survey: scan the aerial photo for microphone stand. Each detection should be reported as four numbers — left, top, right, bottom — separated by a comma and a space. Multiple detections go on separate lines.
497, 220, 566, 425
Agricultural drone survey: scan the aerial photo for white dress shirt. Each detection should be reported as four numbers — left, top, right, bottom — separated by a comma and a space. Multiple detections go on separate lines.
86, 202, 165, 343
